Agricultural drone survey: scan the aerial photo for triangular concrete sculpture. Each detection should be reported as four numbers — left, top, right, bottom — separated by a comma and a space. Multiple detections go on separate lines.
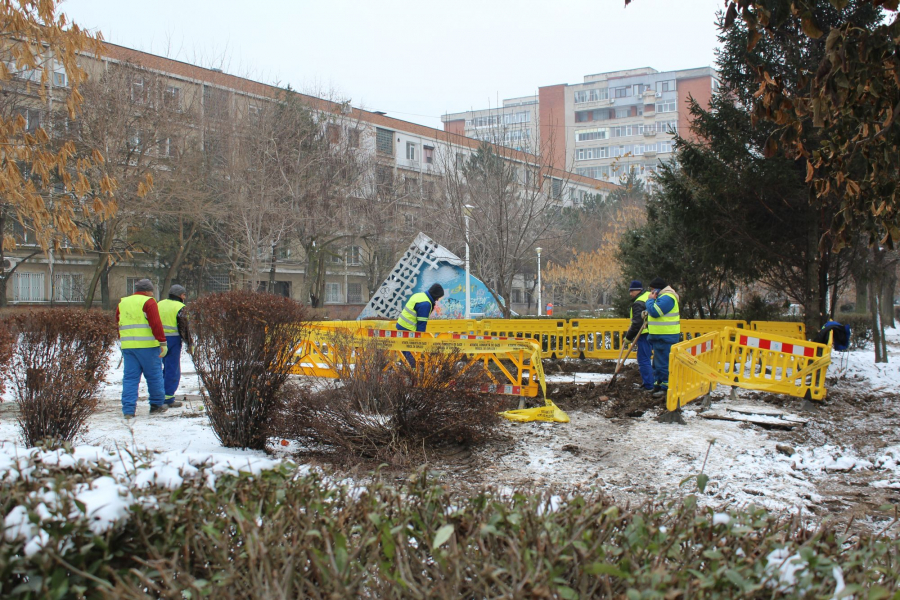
359, 233, 505, 320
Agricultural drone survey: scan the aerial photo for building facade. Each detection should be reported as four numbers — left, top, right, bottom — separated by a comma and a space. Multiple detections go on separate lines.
443, 66, 719, 183
441, 95, 539, 152
2, 42, 615, 313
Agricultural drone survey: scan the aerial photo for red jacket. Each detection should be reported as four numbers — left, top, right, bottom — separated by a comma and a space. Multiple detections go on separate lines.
115, 292, 167, 344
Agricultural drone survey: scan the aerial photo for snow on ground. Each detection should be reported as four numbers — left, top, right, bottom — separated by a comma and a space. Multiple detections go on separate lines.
0, 328, 898, 528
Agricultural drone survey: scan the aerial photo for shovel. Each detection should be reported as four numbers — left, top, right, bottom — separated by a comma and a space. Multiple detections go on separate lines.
606, 318, 647, 390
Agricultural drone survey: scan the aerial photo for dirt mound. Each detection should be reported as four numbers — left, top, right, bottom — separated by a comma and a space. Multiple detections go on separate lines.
599, 365, 665, 418
546, 359, 616, 374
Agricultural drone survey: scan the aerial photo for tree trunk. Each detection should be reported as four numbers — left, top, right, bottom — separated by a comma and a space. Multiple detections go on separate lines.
880, 271, 896, 328
870, 249, 888, 363
162, 220, 197, 296
100, 268, 111, 310
84, 224, 115, 308
269, 243, 277, 294
0, 210, 6, 308
803, 211, 821, 336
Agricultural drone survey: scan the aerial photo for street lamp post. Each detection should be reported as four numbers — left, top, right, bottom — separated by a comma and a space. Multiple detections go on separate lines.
536, 247, 542, 316
464, 204, 474, 319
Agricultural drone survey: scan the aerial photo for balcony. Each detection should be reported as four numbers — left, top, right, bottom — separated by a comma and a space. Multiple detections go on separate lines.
643, 129, 657, 137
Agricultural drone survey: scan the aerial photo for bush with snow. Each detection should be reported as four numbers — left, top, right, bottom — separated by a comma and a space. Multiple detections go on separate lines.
1, 443, 899, 598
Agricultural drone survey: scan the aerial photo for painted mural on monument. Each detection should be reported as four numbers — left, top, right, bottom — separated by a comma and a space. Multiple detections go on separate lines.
359, 233, 504, 320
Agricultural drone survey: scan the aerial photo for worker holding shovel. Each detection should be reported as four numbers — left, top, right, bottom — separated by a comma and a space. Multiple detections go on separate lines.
624, 280, 654, 391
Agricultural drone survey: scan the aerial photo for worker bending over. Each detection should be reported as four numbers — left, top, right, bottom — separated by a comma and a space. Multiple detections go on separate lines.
396, 283, 444, 366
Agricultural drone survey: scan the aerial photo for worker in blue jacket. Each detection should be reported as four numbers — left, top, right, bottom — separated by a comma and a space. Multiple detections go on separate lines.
396, 283, 444, 366
645, 277, 681, 398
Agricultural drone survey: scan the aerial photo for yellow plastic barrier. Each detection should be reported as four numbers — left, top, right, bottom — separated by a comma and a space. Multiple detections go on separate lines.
567, 318, 632, 360
681, 319, 747, 340
292, 323, 546, 398
480, 318, 571, 359
666, 327, 830, 411
667, 332, 721, 411
750, 321, 805, 340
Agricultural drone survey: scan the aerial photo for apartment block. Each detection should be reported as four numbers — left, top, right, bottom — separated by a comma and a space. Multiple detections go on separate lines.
443, 66, 719, 183
442, 95, 539, 152
2, 42, 615, 312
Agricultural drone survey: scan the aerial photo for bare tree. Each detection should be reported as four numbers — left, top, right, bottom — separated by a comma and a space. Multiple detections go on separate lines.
73, 61, 191, 308
435, 136, 573, 317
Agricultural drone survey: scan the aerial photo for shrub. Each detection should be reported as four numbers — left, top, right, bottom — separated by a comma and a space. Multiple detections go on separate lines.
0, 446, 898, 598
279, 339, 502, 464
189, 290, 308, 450
738, 294, 784, 323
7, 309, 116, 447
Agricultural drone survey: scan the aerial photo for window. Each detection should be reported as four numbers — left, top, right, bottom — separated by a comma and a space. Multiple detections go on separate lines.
404, 176, 417, 195
403, 213, 415, 229
658, 140, 674, 153
615, 107, 630, 119
348, 128, 360, 148
347, 283, 363, 304
53, 273, 84, 302
52, 68, 67, 87
575, 128, 608, 142
455, 153, 466, 170
327, 124, 340, 144
575, 89, 608, 103
611, 125, 636, 138
655, 100, 677, 113
376, 128, 394, 155
613, 86, 631, 98
423, 145, 434, 164
550, 178, 562, 199
328, 250, 343, 265
157, 137, 171, 157
325, 282, 341, 304
205, 274, 230, 293
248, 104, 261, 121
512, 289, 522, 303
375, 165, 393, 194
164, 85, 181, 110
406, 141, 416, 161
346, 246, 363, 266
661, 120, 678, 134
503, 111, 529, 125
15, 108, 41, 133
655, 80, 676, 93
13, 272, 44, 302
575, 146, 608, 161
633, 144, 644, 156
131, 77, 148, 103
422, 180, 435, 200
203, 85, 230, 118
575, 165, 611, 180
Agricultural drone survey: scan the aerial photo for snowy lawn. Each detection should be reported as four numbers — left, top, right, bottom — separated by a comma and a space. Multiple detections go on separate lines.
0, 327, 897, 529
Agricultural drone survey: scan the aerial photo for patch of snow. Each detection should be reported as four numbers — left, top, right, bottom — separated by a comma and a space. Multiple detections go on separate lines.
712, 513, 731, 525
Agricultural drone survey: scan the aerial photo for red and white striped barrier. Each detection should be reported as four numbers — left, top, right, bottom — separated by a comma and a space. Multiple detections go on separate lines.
688, 339, 714, 356
738, 335, 816, 358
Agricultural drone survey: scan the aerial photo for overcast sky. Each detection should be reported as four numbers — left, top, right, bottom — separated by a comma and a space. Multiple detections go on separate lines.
61, 0, 724, 130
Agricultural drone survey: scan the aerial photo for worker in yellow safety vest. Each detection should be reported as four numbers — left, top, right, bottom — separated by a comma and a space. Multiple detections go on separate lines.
116, 278, 167, 418
645, 277, 681, 398
157, 284, 193, 408
624, 280, 654, 391
395, 283, 444, 366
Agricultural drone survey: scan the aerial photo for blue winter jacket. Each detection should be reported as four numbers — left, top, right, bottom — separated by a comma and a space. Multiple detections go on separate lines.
645, 293, 681, 343
412, 291, 436, 332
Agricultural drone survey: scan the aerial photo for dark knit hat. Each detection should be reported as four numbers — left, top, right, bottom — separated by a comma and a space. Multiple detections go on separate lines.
169, 284, 186, 298
629, 280, 643, 291
649, 277, 667, 290
428, 283, 445, 301
134, 278, 154, 293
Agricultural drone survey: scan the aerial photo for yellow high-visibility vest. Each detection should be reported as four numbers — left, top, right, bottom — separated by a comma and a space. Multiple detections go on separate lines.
630, 290, 651, 335
396, 292, 432, 331
157, 298, 184, 337
118, 295, 159, 349
648, 292, 680, 335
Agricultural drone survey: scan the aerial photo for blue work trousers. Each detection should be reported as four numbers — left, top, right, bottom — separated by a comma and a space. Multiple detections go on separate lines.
121, 346, 165, 415
649, 335, 676, 389
162, 335, 182, 402
396, 323, 417, 368
636, 333, 654, 389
